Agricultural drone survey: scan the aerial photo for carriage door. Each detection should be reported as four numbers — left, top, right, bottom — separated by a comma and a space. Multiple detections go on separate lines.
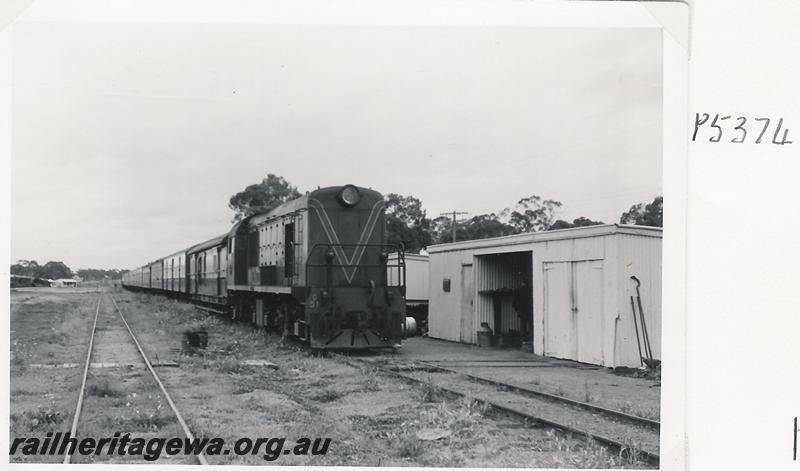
195, 254, 202, 294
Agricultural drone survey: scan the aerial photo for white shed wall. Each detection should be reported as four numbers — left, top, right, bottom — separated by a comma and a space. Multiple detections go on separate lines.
428, 249, 475, 342
427, 225, 661, 367
615, 234, 662, 366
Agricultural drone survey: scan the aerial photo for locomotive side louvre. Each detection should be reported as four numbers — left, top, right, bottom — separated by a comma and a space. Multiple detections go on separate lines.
227, 194, 310, 292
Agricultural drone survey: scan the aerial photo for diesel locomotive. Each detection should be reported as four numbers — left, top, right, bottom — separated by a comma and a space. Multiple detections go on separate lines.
122, 184, 407, 349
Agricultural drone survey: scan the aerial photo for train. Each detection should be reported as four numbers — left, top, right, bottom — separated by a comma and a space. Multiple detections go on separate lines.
122, 184, 408, 350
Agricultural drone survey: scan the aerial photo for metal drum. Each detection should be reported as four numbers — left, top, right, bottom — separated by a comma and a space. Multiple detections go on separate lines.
403, 317, 417, 338
477, 322, 493, 347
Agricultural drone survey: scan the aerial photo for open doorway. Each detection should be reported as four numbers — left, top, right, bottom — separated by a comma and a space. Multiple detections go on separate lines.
475, 251, 533, 348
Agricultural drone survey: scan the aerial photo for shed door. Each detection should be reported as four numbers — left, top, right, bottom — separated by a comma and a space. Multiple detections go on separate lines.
544, 262, 572, 359
459, 264, 475, 344
543, 260, 605, 364
574, 260, 604, 365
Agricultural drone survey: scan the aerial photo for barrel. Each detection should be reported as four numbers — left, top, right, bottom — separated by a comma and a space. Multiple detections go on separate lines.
185, 331, 208, 349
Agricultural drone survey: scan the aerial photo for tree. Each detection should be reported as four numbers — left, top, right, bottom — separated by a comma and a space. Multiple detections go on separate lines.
384, 193, 433, 253
462, 214, 515, 241
228, 174, 302, 222
620, 196, 663, 227
39, 261, 73, 280
549, 217, 604, 230
11, 260, 40, 277
11, 260, 73, 279
503, 195, 563, 233
429, 216, 453, 244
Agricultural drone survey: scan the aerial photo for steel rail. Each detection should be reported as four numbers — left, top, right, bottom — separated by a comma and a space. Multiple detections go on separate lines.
63, 295, 103, 464
413, 360, 661, 430
348, 358, 659, 467
109, 295, 208, 465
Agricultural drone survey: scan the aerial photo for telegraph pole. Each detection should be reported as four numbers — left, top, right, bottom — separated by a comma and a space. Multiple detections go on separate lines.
439, 211, 468, 242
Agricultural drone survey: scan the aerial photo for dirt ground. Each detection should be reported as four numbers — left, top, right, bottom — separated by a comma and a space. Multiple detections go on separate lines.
9, 288, 655, 468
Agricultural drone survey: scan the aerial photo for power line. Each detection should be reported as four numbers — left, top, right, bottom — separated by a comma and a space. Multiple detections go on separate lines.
439, 211, 469, 243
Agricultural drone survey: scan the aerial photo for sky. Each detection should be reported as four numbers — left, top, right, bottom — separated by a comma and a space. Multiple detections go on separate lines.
11, 22, 662, 270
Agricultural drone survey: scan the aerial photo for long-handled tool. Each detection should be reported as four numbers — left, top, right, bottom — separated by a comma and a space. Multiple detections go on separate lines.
629, 295, 644, 366
631, 276, 655, 365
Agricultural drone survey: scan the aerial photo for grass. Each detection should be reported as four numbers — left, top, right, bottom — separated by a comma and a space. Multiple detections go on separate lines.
529, 430, 650, 469
394, 432, 424, 458
360, 366, 382, 392
11, 405, 65, 432
619, 401, 661, 420
87, 380, 125, 398
418, 375, 440, 403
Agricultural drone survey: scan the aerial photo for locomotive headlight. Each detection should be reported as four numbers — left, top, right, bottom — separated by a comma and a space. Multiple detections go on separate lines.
385, 289, 395, 305
338, 185, 360, 207
379, 251, 389, 264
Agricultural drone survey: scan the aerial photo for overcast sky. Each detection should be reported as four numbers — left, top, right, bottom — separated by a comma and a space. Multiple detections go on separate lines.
11, 22, 662, 270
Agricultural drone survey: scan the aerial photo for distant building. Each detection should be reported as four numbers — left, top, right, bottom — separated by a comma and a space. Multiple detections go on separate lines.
53, 278, 79, 287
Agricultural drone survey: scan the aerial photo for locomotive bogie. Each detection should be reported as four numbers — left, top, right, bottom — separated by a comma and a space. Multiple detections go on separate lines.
306, 285, 404, 349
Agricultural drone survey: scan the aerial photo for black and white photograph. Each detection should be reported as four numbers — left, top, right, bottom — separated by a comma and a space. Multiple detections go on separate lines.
5, 1, 689, 468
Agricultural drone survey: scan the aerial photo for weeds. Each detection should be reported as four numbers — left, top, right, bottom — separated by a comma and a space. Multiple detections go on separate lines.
87, 380, 125, 398
418, 375, 439, 403
394, 432, 423, 458
619, 401, 660, 420
11, 406, 64, 432
361, 367, 382, 392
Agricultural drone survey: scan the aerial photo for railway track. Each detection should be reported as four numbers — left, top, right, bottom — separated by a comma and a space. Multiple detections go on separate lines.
64, 292, 206, 465
349, 357, 660, 467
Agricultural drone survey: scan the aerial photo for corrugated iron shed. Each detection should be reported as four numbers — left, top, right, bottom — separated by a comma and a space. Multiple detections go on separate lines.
427, 224, 661, 367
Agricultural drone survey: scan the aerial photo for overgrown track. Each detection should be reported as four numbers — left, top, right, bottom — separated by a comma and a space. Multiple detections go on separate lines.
414, 361, 660, 430
64, 292, 207, 465
348, 358, 660, 467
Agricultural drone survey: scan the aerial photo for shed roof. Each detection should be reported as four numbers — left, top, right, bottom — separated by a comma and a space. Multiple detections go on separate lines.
426, 223, 662, 254
388, 253, 429, 262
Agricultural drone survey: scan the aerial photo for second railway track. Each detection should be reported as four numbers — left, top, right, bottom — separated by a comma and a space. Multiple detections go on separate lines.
64, 292, 206, 465
349, 357, 660, 467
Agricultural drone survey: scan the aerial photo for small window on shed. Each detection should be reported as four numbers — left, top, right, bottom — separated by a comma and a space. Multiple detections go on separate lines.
443, 278, 451, 292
